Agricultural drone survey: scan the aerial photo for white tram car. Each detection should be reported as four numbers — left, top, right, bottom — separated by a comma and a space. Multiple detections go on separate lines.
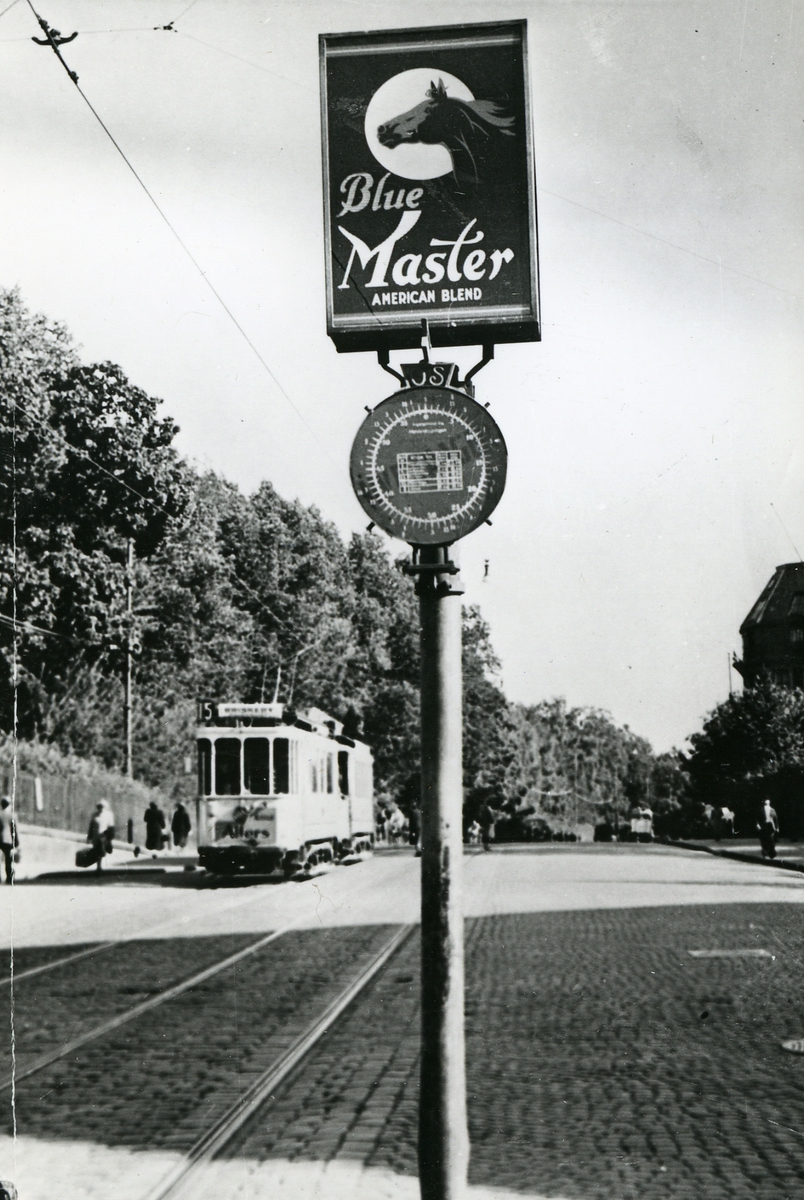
195, 701, 374, 876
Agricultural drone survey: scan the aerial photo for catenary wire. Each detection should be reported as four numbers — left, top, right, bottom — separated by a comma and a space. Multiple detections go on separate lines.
542, 188, 798, 298
177, 30, 311, 90
12, 397, 176, 521
10, 399, 333, 651
22, 0, 333, 463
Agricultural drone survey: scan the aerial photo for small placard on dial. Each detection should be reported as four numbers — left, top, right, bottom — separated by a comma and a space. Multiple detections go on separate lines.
350, 386, 507, 545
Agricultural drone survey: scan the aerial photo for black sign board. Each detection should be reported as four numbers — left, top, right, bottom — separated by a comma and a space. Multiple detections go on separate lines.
320, 21, 539, 353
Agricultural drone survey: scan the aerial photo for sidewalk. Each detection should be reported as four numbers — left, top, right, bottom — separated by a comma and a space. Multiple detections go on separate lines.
672, 836, 804, 874
12, 824, 198, 881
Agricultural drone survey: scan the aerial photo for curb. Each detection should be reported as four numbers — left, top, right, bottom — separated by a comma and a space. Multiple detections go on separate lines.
19, 823, 133, 854
672, 839, 804, 875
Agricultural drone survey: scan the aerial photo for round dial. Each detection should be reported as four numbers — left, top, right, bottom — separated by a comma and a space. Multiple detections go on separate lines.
350, 386, 507, 545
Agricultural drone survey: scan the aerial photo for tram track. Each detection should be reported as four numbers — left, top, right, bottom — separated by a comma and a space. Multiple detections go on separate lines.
140, 922, 416, 1200
2, 853, 426, 1196
1, 858, 412, 1097
0, 916, 310, 1092
0, 869, 301, 989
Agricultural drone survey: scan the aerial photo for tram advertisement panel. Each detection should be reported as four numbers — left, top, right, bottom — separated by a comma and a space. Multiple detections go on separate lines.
206, 799, 276, 845
319, 21, 540, 352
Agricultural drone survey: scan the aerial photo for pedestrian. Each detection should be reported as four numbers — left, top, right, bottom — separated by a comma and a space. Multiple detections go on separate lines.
388, 808, 405, 845
171, 800, 191, 850
478, 802, 496, 851
88, 799, 115, 873
757, 797, 779, 859
409, 804, 422, 857
0, 798, 19, 885
144, 799, 166, 852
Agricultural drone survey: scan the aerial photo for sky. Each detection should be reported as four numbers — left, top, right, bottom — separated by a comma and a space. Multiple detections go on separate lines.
1, 0, 802, 752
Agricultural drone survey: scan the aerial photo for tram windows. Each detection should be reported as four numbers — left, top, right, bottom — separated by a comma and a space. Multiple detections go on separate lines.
244, 738, 270, 795
326, 754, 335, 793
215, 738, 241, 796
273, 738, 290, 794
338, 751, 349, 795
198, 739, 212, 796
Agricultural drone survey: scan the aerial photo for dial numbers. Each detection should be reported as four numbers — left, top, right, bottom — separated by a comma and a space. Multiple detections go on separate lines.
350, 387, 507, 545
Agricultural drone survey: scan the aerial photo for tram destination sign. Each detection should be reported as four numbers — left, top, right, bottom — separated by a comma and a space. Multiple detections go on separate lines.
320, 21, 539, 352
350, 386, 507, 544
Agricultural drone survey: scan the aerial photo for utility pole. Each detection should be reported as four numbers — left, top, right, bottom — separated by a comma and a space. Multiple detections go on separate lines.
323, 23, 537, 1196
353, 377, 505, 1200
414, 545, 469, 1200
124, 538, 133, 778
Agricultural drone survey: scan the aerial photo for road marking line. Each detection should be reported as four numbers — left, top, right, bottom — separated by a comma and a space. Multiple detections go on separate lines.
688, 948, 773, 958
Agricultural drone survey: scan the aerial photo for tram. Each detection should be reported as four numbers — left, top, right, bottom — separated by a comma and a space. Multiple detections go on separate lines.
195, 700, 374, 876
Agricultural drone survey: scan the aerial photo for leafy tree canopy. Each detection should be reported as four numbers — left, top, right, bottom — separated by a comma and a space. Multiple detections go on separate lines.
2, 290, 667, 826
684, 676, 804, 835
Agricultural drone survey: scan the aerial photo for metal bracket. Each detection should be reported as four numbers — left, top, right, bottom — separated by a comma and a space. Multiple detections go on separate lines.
464, 343, 495, 386
420, 318, 432, 363
377, 348, 405, 385
402, 561, 460, 577
402, 546, 464, 596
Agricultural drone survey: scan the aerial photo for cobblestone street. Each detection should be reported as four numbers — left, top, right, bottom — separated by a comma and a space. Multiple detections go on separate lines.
0, 846, 801, 1199
226, 900, 804, 1200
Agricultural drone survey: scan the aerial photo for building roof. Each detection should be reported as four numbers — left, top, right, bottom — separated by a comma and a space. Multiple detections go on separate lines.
740, 563, 804, 633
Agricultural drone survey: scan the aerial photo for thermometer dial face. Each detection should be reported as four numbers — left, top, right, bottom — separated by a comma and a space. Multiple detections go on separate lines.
350, 386, 507, 545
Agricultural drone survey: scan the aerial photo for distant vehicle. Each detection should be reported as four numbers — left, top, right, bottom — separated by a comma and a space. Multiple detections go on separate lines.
630, 806, 654, 843
195, 701, 374, 876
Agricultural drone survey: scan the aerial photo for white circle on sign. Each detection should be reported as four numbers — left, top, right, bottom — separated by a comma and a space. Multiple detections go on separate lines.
364, 68, 474, 180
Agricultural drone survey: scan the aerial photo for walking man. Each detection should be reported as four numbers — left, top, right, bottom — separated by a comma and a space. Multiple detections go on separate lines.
144, 799, 166, 852
88, 799, 115, 872
0, 798, 18, 884
171, 800, 191, 850
478, 802, 496, 852
757, 797, 779, 859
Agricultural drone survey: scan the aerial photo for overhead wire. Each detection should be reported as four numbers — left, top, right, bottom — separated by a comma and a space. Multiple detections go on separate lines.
0, 612, 74, 642
11, 398, 319, 651
177, 30, 311, 90
542, 188, 797, 298
172, 0, 200, 21
21, 0, 333, 464
13, 398, 176, 521
11, 4, 351, 655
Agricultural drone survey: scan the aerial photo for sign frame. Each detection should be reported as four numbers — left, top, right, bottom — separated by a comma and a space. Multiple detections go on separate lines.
320, 20, 540, 353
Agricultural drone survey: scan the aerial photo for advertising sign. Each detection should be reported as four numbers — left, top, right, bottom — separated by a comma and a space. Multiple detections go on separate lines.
320, 21, 539, 352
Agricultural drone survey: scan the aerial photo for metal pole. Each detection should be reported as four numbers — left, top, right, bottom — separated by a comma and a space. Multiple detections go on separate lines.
124, 538, 133, 778
415, 544, 469, 1200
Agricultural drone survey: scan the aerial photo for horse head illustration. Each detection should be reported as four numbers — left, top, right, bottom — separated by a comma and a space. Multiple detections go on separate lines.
376, 78, 515, 187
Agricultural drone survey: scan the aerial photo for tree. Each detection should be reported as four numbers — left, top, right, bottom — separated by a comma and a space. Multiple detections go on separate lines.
0, 289, 190, 741
461, 605, 518, 826
685, 677, 804, 836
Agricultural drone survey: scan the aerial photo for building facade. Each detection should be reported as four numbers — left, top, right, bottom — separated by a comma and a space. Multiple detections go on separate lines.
735, 562, 804, 688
